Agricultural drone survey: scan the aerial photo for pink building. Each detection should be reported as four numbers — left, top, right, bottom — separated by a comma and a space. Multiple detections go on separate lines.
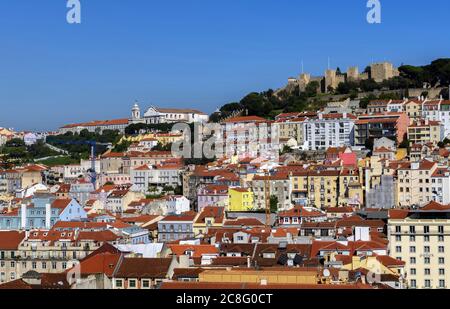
197, 184, 228, 212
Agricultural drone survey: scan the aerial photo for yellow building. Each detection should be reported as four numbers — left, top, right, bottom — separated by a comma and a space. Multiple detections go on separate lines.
405, 100, 422, 119
290, 171, 309, 204
338, 168, 363, 207
407, 119, 443, 146
336, 255, 405, 287
388, 204, 450, 289
199, 268, 318, 285
228, 187, 254, 212
290, 170, 340, 209
193, 206, 224, 235
307, 170, 340, 209
275, 119, 304, 145
121, 132, 184, 146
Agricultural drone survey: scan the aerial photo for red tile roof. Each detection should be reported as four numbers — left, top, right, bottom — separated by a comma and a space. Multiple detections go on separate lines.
114, 258, 172, 278
222, 116, 267, 123
376, 255, 405, 267
168, 244, 219, 258
195, 206, 225, 224
0, 231, 26, 250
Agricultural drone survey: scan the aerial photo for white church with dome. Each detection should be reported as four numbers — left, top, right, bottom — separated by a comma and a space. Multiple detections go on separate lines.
130, 102, 209, 124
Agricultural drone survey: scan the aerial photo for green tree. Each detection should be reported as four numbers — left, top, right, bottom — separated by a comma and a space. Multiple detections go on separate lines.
304, 81, 320, 97
399, 137, 410, 150
270, 195, 279, 213
240, 92, 267, 117
112, 140, 132, 152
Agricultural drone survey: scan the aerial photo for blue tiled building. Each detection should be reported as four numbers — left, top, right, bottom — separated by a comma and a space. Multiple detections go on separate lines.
0, 193, 87, 230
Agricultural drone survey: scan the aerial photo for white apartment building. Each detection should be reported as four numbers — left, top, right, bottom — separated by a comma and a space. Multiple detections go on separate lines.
422, 99, 450, 138
431, 167, 450, 205
397, 160, 438, 208
302, 113, 356, 150
220, 116, 279, 160
131, 163, 183, 193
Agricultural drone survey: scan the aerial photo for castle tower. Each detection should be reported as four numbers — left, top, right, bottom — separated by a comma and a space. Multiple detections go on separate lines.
347, 66, 359, 81
298, 73, 311, 92
325, 69, 337, 92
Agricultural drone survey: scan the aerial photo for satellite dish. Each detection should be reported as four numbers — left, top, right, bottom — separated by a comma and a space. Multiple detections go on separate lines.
323, 269, 331, 277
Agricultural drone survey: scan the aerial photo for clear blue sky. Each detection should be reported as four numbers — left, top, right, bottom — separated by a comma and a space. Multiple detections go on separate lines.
0, 0, 449, 131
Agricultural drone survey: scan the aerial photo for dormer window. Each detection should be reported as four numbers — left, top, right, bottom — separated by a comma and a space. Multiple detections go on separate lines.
262, 252, 276, 259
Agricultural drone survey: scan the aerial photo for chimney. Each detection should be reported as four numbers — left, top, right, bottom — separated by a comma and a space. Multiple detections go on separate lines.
45, 203, 51, 229
21, 204, 27, 230
343, 113, 348, 119
247, 255, 251, 268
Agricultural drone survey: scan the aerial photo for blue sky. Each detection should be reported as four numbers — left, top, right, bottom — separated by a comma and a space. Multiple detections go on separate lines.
0, 0, 449, 131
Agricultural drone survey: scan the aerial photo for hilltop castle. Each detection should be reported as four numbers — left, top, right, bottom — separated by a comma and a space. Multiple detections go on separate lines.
287, 61, 400, 94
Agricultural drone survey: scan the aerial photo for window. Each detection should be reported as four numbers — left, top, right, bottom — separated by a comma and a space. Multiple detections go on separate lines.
396, 235, 402, 242
128, 279, 137, 289
410, 226, 416, 234
32, 262, 37, 269
410, 280, 416, 288
425, 280, 431, 288
439, 235, 444, 242
410, 236, 416, 242
42, 262, 47, 269
439, 257, 445, 264
424, 226, 430, 234
424, 269, 431, 275
439, 280, 445, 289
424, 246, 430, 253
10, 261, 15, 267
52, 261, 57, 269
62, 262, 67, 269
395, 246, 402, 253
438, 226, 444, 234
438, 246, 444, 253
424, 257, 430, 264
410, 257, 416, 264
410, 246, 416, 253
142, 280, 150, 289
424, 235, 430, 242
10, 272, 15, 281
439, 269, 445, 276
115, 280, 123, 288
410, 268, 416, 275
